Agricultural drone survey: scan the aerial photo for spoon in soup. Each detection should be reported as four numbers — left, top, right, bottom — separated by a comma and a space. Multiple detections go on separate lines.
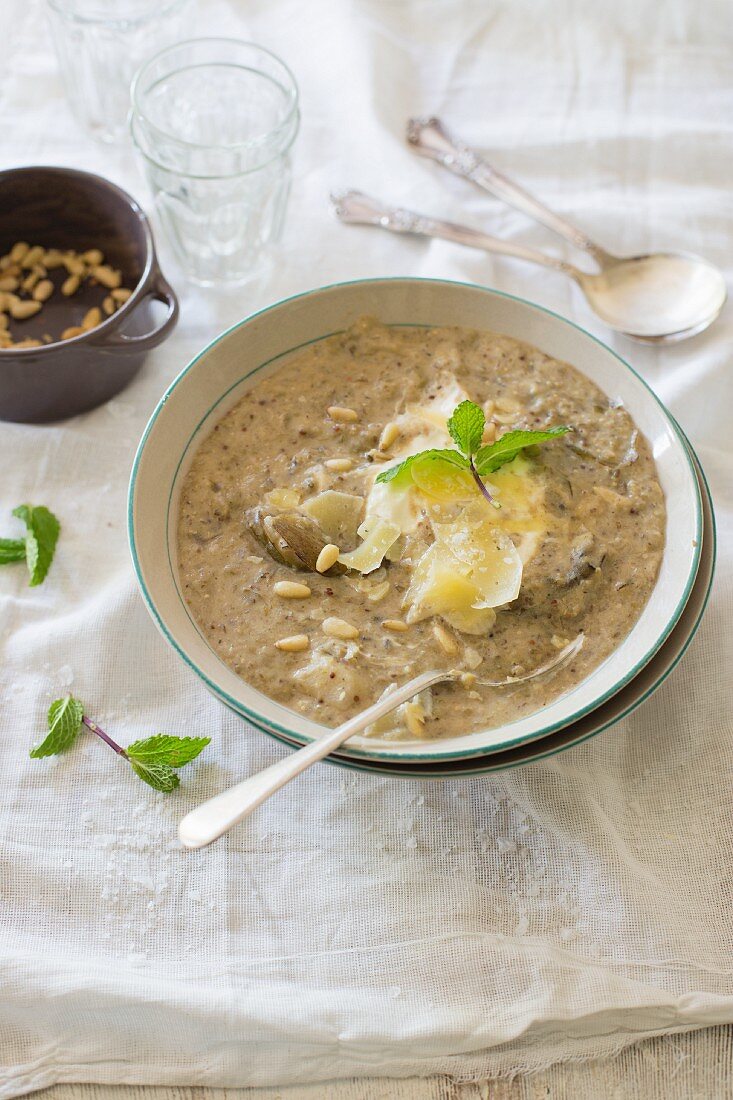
178, 635, 583, 849
332, 188, 726, 344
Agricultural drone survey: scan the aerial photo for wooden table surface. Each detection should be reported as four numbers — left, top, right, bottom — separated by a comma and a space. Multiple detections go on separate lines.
29, 1025, 733, 1100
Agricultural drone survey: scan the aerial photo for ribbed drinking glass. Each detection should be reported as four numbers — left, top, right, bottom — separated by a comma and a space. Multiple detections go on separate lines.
131, 39, 300, 286
46, 0, 194, 144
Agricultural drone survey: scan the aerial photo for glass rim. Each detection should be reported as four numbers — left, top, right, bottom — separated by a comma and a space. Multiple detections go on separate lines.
47, 0, 188, 22
129, 107, 299, 179
130, 37, 300, 156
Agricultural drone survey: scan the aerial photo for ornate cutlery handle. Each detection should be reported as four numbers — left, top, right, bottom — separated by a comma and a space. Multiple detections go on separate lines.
407, 117, 613, 267
331, 190, 576, 276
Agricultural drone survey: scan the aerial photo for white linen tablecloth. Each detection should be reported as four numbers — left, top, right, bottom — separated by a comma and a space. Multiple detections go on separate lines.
1, 0, 732, 1095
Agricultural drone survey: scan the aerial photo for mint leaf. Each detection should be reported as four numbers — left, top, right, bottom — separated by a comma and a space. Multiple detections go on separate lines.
12, 504, 60, 586
126, 734, 211, 768
0, 538, 26, 564
29, 692, 210, 795
129, 758, 180, 792
475, 427, 570, 476
447, 400, 485, 456
375, 448, 468, 486
30, 695, 84, 758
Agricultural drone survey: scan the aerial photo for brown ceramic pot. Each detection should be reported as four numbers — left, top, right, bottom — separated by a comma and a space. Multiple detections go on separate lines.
0, 166, 178, 423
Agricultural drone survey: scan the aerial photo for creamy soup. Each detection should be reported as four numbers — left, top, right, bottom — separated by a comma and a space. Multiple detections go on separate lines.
177, 318, 665, 739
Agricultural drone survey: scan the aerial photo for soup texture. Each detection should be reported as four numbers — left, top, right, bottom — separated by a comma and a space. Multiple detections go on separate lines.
177, 318, 665, 739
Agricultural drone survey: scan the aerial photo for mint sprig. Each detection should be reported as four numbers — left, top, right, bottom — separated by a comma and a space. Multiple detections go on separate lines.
375, 399, 569, 506
30, 693, 210, 793
0, 504, 60, 585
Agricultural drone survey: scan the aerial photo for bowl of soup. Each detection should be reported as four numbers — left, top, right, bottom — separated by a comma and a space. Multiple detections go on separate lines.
128, 278, 702, 762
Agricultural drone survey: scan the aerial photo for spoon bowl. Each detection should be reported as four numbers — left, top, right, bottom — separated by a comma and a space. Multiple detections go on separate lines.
578, 252, 727, 343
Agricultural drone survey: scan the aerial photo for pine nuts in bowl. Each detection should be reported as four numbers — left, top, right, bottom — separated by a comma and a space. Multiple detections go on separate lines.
0, 241, 135, 350
0, 166, 179, 423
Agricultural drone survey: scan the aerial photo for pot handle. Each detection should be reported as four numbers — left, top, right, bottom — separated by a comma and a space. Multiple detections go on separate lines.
100, 269, 179, 350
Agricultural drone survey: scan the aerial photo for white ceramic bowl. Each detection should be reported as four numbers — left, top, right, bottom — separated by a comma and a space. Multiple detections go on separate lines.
128, 278, 703, 762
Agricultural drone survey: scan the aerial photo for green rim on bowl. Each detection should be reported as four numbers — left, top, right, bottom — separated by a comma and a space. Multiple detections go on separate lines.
128, 278, 703, 762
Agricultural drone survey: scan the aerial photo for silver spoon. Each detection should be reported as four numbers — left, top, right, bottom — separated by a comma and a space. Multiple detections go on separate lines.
178, 636, 583, 849
403, 117, 727, 344
332, 189, 725, 344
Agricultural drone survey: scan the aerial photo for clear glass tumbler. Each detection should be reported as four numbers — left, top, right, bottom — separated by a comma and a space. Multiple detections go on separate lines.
45, 0, 194, 144
130, 39, 300, 286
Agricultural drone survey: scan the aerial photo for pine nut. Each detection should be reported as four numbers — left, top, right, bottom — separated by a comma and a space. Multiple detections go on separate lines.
13, 337, 42, 348
33, 279, 54, 302
9, 242, 29, 263
82, 248, 104, 266
21, 270, 41, 292
324, 458, 353, 472
382, 619, 409, 632
273, 580, 311, 599
274, 634, 310, 652
82, 306, 102, 330
63, 254, 86, 276
378, 421, 401, 451
111, 287, 132, 303
315, 544, 340, 573
61, 274, 80, 296
327, 405, 358, 423
482, 421, 497, 444
10, 299, 42, 320
61, 325, 86, 340
21, 246, 44, 269
102, 295, 116, 316
43, 250, 66, 269
432, 622, 459, 655
92, 264, 121, 289
0, 276, 18, 292
322, 617, 359, 640
496, 396, 520, 414
0, 313, 8, 329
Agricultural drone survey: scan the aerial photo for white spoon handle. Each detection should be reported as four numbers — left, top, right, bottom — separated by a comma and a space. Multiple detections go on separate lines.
407, 117, 616, 268
178, 668, 452, 849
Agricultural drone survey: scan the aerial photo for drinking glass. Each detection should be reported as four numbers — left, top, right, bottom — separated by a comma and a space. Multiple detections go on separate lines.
130, 39, 300, 286
45, 0, 194, 144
